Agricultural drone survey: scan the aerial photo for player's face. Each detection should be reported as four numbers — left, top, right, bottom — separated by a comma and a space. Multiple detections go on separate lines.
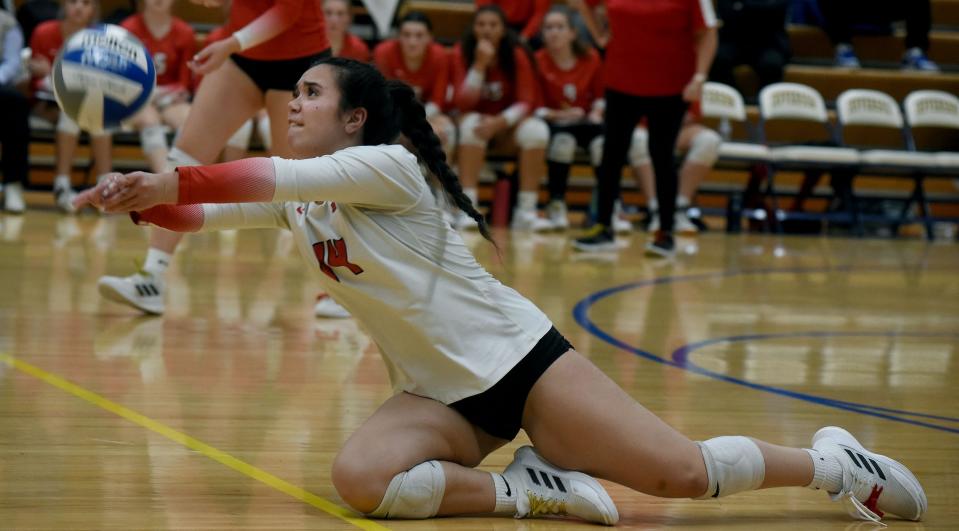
288, 65, 360, 157
64, 0, 95, 26
399, 22, 431, 59
473, 12, 504, 46
542, 12, 575, 52
144, 0, 174, 14
323, 0, 351, 35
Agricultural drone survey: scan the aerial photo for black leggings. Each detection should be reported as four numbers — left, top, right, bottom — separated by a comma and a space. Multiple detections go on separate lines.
0, 85, 29, 186
596, 90, 687, 232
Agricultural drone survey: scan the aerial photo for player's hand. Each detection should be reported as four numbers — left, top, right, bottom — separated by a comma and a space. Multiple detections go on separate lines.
189, 0, 224, 6
189, 37, 240, 75
74, 171, 179, 213
682, 75, 705, 103
29, 56, 51, 77
474, 115, 506, 140
474, 39, 496, 70
587, 107, 604, 124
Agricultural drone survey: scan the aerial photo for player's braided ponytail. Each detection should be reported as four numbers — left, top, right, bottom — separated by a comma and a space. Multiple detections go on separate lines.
317, 57, 493, 243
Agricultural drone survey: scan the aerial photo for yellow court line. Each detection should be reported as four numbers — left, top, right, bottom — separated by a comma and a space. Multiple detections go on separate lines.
0, 352, 388, 531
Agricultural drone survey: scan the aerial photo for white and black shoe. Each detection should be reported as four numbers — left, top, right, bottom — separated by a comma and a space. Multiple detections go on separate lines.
98, 272, 165, 315
812, 426, 927, 523
546, 200, 570, 231
505, 445, 619, 525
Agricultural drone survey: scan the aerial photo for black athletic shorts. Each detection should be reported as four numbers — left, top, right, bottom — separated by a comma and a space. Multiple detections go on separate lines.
548, 121, 605, 151
450, 327, 572, 440
229, 49, 331, 92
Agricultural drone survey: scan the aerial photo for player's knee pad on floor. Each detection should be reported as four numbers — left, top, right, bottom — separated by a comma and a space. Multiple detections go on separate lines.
367, 460, 446, 519
140, 125, 168, 154
548, 132, 577, 164
514, 117, 549, 150
457, 113, 487, 148
589, 136, 604, 167
687, 129, 721, 166
226, 119, 254, 150
167, 146, 201, 168
695, 436, 765, 499
57, 113, 80, 135
628, 128, 650, 167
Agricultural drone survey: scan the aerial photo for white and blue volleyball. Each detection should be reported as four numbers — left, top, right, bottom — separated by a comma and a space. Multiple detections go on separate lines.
52, 24, 155, 133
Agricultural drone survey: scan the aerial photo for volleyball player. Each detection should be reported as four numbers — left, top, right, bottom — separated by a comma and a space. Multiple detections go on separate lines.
97, 0, 328, 315
323, 0, 370, 62
451, 5, 551, 232
78, 58, 925, 527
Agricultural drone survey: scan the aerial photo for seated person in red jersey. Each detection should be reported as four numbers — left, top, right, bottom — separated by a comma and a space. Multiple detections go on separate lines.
476, 0, 549, 47
451, 5, 551, 232
324, 0, 370, 62
121, 0, 196, 174
533, 5, 604, 231
373, 11, 454, 158
28, 0, 111, 213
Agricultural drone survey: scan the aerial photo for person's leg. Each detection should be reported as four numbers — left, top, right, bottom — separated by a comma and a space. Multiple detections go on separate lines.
0, 86, 30, 212
513, 117, 551, 230
331, 392, 506, 515
903, 0, 932, 51
708, 39, 740, 89
454, 113, 487, 228
816, 0, 854, 46
264, 89, 296, 158
645, 95, 687, 236
128, 104, 170, 174
89, 132, 114, 181
676, 124, 720, 203
160, 101, 191, 131
53, 112, 82, 212
428, 113, 456, 162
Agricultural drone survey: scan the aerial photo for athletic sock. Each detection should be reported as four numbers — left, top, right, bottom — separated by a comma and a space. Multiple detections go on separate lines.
143, 248, 173, 277
804, 448, 844, 492
491, 472, 518, 514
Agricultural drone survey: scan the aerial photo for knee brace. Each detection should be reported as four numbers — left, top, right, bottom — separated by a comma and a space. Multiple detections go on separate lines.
695, 436, 765, 499
56, 112, 80, 135
457, 113, 487, 148
226, 119, 254, 150
628, 127, 650, 167
167, 146, 201, 168
686, 128, 721, 166
256, 114, 272, 151
589, 136, 604, 167
514, 117, 549, 150
547, 131, 577, 164
139, 125, 169, 154
368, 461, 446, 519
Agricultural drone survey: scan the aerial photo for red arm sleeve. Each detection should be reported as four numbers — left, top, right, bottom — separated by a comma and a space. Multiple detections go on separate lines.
521, 0, 550, 40
176, 158, 276, 204
132, 204, 205, 232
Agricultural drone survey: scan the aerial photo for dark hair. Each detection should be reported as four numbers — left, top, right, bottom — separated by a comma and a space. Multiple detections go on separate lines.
399, 10, 432, 33
544, 5, 590, 58
461, 4, 519, 81
313, 57, 494, 243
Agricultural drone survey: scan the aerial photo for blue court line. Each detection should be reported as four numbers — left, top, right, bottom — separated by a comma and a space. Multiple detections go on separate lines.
572, 266, 959, 435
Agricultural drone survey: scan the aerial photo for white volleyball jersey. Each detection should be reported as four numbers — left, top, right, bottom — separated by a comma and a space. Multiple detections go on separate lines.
193, 145, 553, 404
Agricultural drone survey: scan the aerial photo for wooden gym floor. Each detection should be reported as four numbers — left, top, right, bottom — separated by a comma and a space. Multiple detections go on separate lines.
0, 209, 956, 529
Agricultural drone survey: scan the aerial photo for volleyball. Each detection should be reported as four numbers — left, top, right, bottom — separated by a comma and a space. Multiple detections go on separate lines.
52, 24, 156, 134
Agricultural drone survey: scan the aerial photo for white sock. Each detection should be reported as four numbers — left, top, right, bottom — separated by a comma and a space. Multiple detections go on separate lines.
53, 175, 72, 191
518, 191, 538, 212
143, 248, 173, 276
676, 195, 690, 209
463, 187, 478, 207
804, 448, 844, 493
647, 198, 659, 212
491, 472, 518, 515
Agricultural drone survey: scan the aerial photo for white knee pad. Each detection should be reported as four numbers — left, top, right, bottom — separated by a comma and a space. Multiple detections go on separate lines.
368, 461, 446, 519
628, 127, 650, 167
226, 119, 254, 150
56, 112, 80, 135
547, 132, 577, 164
167, 146, 201, 168
686, 128, 721, 166
514, 117, 549, 150
589, 136, 604, 167
256, 114, 272, 151
457, 113, 487, 148
695, 436, 765, 499
139, 125, 169, 154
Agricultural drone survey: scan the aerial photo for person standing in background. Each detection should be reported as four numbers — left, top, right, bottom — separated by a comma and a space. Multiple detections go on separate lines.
573, 0, 717, 257
0, 7, 29, 213
709, 0, 790, 93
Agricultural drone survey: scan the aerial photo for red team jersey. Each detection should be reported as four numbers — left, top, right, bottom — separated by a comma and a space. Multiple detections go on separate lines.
227, 0, 328, 61
533, 48, 603, 112
336, 33, 371, 62
121, 15, 196, 91
596, 0, 716, 96
373, 40, 449, 110
475, 0, 550, 40
450, 44, 538, 115
28, 20, 64, 93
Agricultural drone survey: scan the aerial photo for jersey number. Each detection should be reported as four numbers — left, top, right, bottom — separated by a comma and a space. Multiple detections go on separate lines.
313, 238, 364, 282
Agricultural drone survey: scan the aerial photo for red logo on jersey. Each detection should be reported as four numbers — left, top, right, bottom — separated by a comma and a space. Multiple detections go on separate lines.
331, 202, 337, 213
312, 238, 364, 282
296, 206, 305, 215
